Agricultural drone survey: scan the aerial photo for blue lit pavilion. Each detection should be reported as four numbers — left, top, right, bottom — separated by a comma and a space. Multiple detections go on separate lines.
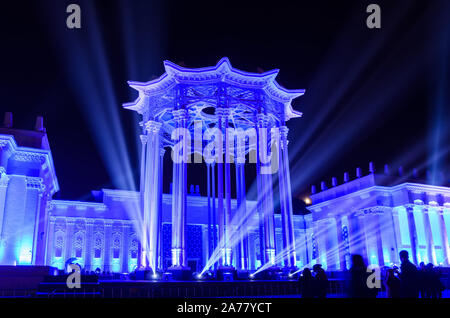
0, 59, 449, 276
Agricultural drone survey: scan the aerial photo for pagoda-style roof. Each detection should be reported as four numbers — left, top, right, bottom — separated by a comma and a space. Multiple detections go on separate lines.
123, 57, 304, 122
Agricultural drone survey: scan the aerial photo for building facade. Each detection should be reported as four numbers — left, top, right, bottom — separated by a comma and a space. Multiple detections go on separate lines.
1, 58, 449, 274
308, 171, 450, 270
1, 121, 450, 273
0, 118, 309, 273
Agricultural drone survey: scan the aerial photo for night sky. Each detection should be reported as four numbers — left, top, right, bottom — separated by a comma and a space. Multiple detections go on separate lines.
0, 0, 448, 202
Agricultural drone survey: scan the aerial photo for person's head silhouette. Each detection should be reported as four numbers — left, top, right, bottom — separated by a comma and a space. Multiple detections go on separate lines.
399, 250, 409, 262
302, 268, 312, 279
351, 254, 366, 269
312, 264, 322, 273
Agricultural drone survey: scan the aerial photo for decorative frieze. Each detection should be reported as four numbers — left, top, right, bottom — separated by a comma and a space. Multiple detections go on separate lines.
26, 177, 45, 192
353, 206, 392, 216
11, 151, 46, 164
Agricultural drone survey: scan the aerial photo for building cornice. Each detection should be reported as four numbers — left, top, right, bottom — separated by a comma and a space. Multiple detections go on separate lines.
0, 134, 59, 195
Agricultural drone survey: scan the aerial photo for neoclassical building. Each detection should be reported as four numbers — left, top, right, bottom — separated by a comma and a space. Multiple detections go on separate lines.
308, 169, 450, 270
1, 117, 449, 273
0, 59, 449, 275
0, 124, 309, 272
0, 58, 308, 274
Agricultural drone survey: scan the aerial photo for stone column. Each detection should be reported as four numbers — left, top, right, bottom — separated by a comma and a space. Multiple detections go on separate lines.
216, 108, 225, 267
255, 132, 265, 266
201, 225, 209, 269
358, 215, 370, 263
334, 216, 346, 271
348, 212, 368, 262
0, 170, 10, 250
235, 161, 249, 270
439, 208, 450, 266
256, 114, 276, 266
170, 109, 188, 268
278, 125, 296, 268
142, 120, 163, 272
347, 213, 360, 256
216, 107, 232, 267
46, 217, 55, 266
405, 205, 418, 265
138, 134, 147, 268
314, 219, 329, 267
224, 111, 233, 268
121, 224, 129, 273
211, 162, 217, 264
375, 213, 385, 266
385, 208, 400, 264
422, 206, 436, 264
248, 232, 256, 270
207, 163, 213, 261
85, 219, 94, 271
104, 221, 113, 272
156, 147, 165, 270
65, 219, 75, 268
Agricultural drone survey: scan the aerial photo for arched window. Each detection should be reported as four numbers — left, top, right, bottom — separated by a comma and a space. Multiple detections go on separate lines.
73, 234, 84, 258
55, 234, 64, 258
311, 234, 317, 260
94, 234, 103, 259
130, 237, 138, 259
113, 234, 121, 259
342, 226, 351, 269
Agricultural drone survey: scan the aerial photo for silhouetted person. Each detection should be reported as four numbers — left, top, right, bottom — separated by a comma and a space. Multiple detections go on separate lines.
418, 262, 426, 298
386, 269, 401, 298
424, 263, 444, 298
313, 264, 328, 298
347, 254, 377, 298
434, 266, 445, 298
299, 268, 315, 298
399, 250, 419, 298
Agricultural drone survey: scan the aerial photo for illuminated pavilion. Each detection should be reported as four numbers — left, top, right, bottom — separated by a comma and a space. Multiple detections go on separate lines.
123, 57, 304, 273
0, 59, 449, 277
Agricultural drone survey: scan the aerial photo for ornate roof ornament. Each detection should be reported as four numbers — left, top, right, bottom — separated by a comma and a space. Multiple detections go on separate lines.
124, 57, 304, 122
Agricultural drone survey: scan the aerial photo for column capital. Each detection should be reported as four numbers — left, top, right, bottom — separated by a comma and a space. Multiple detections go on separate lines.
144, 120, 162, 133
279, 125, 289, 138
256, 113, 269, 127
140, 135, 148, 145
216, 107, 231, 117
172, 109, 188, 121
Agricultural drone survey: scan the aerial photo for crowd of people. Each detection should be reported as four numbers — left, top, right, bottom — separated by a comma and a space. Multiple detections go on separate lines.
298, 250, 446, 298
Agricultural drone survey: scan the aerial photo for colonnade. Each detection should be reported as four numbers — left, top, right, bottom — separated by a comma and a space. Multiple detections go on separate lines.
138, 108, 298, 272
312, 204, 450, 270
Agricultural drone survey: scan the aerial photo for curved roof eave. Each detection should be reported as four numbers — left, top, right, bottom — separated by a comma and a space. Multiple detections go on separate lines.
124, 57, 305, 119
